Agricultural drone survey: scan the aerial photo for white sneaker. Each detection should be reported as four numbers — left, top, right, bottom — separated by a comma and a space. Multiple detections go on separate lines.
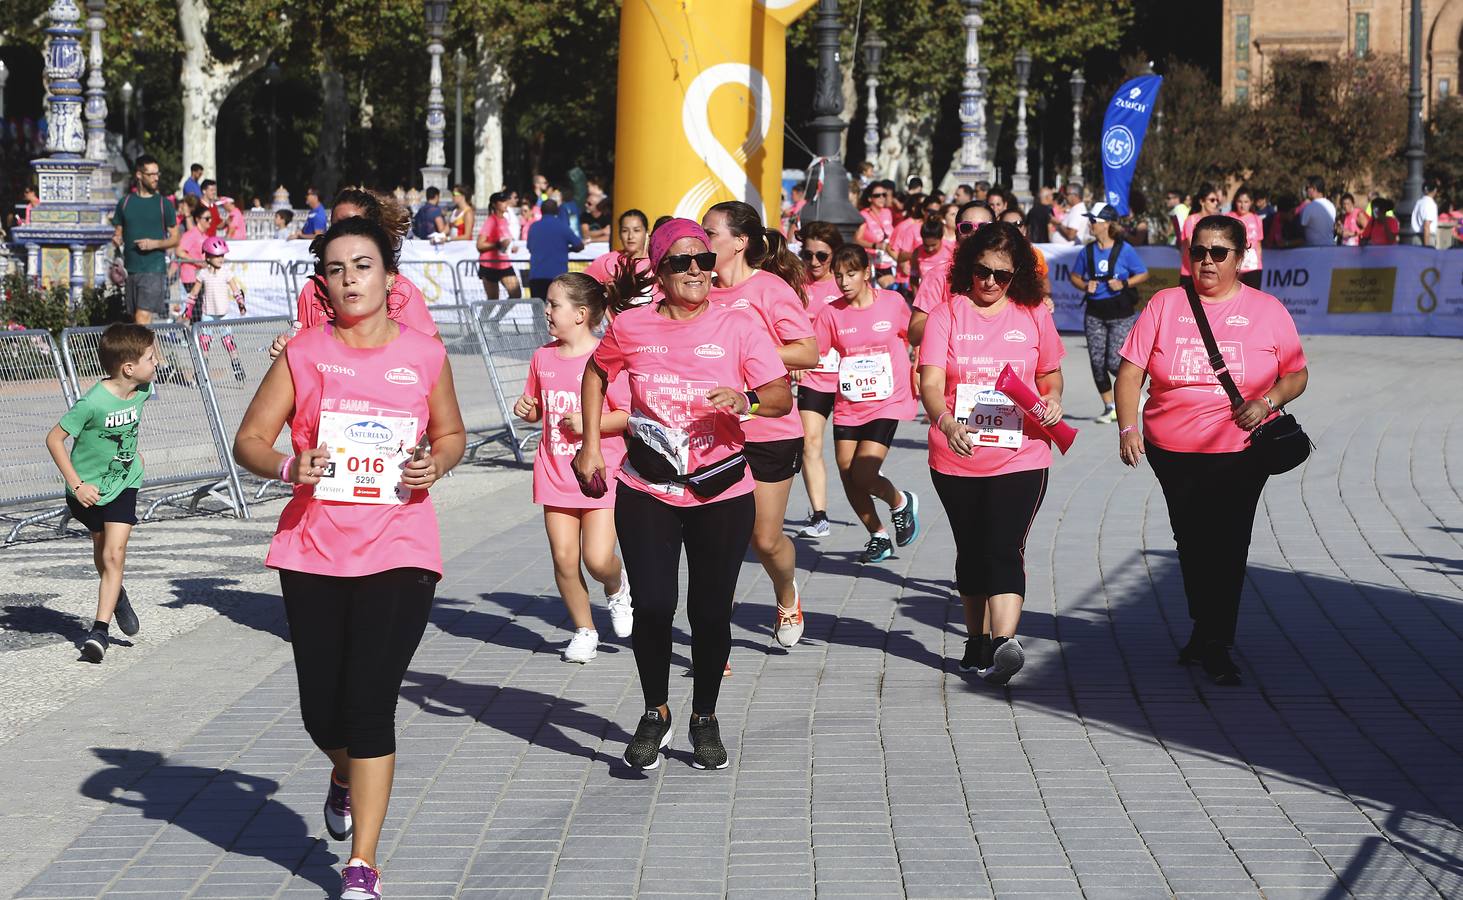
606, 577, 634, 638
1095, 407, 1117, 424
774, 585, 805, 648
564, 628, 599, 663
798, 512, 830, 537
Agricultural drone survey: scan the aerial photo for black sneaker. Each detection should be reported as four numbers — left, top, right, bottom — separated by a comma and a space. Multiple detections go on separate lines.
890, 491, 920, 546
1201, 643, 1241, 686
982, 637, 1025, 686
80, 629, 109, 663
230, 357, 246, 382
859, 533, 893, 563
959, 634, 993, 672
113, 587, 140, 637
624, 709, 673, 770
688, 714, 729, 770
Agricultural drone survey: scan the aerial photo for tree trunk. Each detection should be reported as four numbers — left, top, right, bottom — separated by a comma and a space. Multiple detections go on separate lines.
877, 106, 935, 189
177, 0, 272, 184
472, 37, 512, 210
313, 51, 346, 199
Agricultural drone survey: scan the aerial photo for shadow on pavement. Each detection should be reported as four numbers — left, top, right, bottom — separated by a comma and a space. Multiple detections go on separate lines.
163, 577, 288, 639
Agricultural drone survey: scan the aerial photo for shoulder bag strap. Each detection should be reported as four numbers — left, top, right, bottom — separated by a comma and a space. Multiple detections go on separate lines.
1083, 242, 1096, 295
1106, 239, 1124, 277
1181, 281, 1244, 408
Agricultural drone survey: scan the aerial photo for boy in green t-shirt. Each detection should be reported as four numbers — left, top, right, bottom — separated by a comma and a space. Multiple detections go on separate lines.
45, 324, 158, 663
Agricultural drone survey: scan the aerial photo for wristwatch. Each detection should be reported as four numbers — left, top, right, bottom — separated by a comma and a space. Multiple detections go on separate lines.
744, 390, 760, 415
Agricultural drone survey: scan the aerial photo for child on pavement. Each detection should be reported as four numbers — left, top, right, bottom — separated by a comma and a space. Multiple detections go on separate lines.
45, 324, 157, 663
186, 236, 249, 380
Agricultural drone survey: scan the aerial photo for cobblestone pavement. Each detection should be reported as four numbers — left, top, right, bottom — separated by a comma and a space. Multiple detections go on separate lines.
1, 334, 1459, 899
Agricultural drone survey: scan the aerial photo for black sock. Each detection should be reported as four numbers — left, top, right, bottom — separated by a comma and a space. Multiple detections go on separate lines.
991, 636, 1009, 652
91, 619, 110, 635
812, 510, 827, 522
979, 633, 996, 667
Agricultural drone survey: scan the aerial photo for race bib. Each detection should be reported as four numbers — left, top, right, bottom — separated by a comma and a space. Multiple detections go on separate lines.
839, 351, 894, 402
315, 410, 419, 504
954, 383, 1023, 449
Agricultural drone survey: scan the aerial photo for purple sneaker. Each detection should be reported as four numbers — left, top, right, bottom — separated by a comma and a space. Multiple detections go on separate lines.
324, 772, 352, 841
340, 860, 381, 900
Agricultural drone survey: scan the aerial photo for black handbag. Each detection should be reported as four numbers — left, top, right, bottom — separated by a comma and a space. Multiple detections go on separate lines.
1182, 283, 1313, 475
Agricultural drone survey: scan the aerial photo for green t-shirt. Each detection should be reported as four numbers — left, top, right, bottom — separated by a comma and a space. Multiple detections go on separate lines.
112, 192, 177, 274
59, 381, 153, 505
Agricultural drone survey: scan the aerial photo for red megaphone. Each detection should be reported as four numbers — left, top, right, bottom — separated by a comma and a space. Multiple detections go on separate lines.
994, 364, 1078, 455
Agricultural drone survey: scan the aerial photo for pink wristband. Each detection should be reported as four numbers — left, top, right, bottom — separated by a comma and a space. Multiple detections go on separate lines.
936, 411, 951, 429
1118, 425, 1137, 436
280, 454, 296, 483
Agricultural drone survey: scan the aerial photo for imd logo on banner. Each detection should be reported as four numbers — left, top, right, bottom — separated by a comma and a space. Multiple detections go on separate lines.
1328, 268, 1396, 314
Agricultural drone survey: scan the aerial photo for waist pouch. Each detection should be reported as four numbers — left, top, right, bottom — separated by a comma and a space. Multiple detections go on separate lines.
625, 430, 746, 499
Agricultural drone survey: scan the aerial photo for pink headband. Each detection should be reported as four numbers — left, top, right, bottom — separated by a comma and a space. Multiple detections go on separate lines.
648, 218, 711, 271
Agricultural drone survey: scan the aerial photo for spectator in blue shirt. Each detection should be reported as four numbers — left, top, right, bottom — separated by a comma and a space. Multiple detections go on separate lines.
411, 186, 447, 240
182, 163, 203, 198
525, 199, 583, 297
292, 187, 328, 238
1068, 203, 1149, 423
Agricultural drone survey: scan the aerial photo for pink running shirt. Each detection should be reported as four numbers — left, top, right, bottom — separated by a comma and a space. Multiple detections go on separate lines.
296, 273, 439, 337
913, 260, 952, 315
912, 243, 953, 290
1229, 211, 1265, 272
860, 207, 896, 268
1119, 285, 1306, 454
813, 289, 917, 427
800, 276, 845, 393
266, 324, 447, 578
1178, 212, 1203, 276
178, 228, 206, 283
919, 298, 1065, 478
477, 214, 512, 266
524, 342, 631, 509
708, 269, 811, 443
889, 216, 923, 278
592, 303, 787, 507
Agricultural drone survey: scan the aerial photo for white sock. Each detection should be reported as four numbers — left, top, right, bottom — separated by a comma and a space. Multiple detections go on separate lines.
872, 529, 890, 540
891, 495, 907, 513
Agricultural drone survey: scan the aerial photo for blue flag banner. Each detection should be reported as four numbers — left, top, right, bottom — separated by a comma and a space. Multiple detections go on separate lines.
1100, 74, 1163, 216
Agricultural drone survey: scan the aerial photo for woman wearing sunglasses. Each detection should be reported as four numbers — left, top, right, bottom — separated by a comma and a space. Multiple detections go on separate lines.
576, 219, 791, 770
909, 202, 993, 347
1115, 216, 1307, 686
855, 182, 898, 287
703, 201, 817, 651
794, 221, 847, 539
918, 222, 1065, 685
1177, 182, 1222, 290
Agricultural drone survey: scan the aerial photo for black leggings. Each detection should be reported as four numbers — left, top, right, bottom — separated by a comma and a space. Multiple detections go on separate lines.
615, 484, 756, 715
930, 468, 1048, 598
1146, 442, 1268, 647
281, 567, 436, 759
1084, 312, 1137, 394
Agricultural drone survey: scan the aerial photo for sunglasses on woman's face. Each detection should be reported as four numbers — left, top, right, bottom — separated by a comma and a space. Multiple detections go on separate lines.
956, 220, 984, 235
871, 191, 889, 199
1189, 245, 1235, 263
663, 251, 717, 273
973, 263, 1015, 285
800, 249, 831, 263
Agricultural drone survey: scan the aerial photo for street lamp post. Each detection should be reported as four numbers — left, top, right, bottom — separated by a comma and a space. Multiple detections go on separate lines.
1035, 95, 1047, 189
947, 0, 991, 190
803, 0, 864, 239
0, 60, 8, 119
420, 0, 451, 194
1399, 0, 1425, 243
861, 28, 885, 168
1069, 69, 1085, 187
1012, 47, 1032, 208
265, 61, 280, 192
454, 48, 465, 187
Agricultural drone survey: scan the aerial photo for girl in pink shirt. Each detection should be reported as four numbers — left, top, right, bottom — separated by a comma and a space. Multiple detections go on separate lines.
792, 220, 845, 538
232, 216, 468, 900
1229, 185, 1265, 289
575, 218, 791, 772
583, 209, 662, 311
813, 245, 921, 564
475, 190, 523, 299
703, 200, 817, 651
1178, 184, 1221, 284
856, 182, 897, 286
918, 222, 1066, 686
515, 273, 634, 664
1116, 214, 1308, 686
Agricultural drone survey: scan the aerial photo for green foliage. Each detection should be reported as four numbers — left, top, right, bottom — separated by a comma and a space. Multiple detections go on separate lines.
1426, 96, 1463, 209
1, 274, 114, 336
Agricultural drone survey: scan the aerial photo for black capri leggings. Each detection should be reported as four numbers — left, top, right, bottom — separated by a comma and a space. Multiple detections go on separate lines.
615, 483, 756, 715
930, 468, 1048, 598
1084, 312, 1137, 394
281, 567, 436, 759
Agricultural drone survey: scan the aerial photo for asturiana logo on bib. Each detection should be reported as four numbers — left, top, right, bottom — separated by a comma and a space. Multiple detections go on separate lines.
345, 420, 394, 444
384, 366, 419, 385
1225, 315, 1250, 327
316, 363, 356, 376
693, 343, 725, 359
1003, 330, 1028, 343
872, 320, 892, 333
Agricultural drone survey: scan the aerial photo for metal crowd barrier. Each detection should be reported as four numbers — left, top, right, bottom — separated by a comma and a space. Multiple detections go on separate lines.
454, 258, 531, 304
425, 303, 518, 461
0, 330, 78, 542
60, 323, 250, 522
469, 297, 549, 463
193, 315, 293, 500
226, 260, 295, 318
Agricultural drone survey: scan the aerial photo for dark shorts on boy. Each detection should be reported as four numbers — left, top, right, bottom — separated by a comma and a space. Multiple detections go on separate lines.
797, 385, 835, 419
744, 438, 803, 483
832, 418, 900, 447
66, 487, 139, 532
125, 272, 169, 316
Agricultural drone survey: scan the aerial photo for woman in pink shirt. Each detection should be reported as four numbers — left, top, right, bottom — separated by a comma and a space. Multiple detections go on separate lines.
855, 182, 897, 287
584, 209, 661, 310
793, 220, 845, 539
918, 222, 1065, 685
1228, 185, 1265, 289
574, 218, 791, 771
1116, 215, 1308, 686
1178, 183, 1221, 290
233, 216, 467, 900
175, 200, 208, 322
475, 190, 523, 299
704, 200, 818, 651
813, 245, 921, 563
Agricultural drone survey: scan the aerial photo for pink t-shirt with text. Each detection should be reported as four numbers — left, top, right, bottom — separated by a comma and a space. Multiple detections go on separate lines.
1119, 285, 1306, 454
266, 324, 446, 577
178, 228, 206, 283
478, 214, 511, 266
1229, 211, 1265, 271
919, 298, 1065, 478
296, 273, 440, 337
813, 289, 917, 427
524, 342, 631, 509
800, 276, 845, 393
708, 269, 811, 443
593, 304, 787, 507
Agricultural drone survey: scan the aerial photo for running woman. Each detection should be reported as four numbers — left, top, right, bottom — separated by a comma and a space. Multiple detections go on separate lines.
702, 201, 816, 650
233, 216, 467, 900
855, 181, 897, 287
917, 222, 1064, 686
812, 245, 921, 563
476, 190, 523, 299
585, 208, 661, 309
793, 220, 845, 538
574, 218, 790, 771
515, 273, 634, 663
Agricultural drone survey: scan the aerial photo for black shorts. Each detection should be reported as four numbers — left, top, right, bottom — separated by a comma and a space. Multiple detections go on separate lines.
797, 386, 835, 419
478, 265, 516, 282
743, 438, 803, 483
833, 418, 900, 447
66, 487, 139, 532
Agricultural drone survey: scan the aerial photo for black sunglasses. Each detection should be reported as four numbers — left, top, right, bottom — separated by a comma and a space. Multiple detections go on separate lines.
663, 251, 717, 273
972, 263, 1016, 285
1189, 245, 1235, 263
800, 249, 831, 263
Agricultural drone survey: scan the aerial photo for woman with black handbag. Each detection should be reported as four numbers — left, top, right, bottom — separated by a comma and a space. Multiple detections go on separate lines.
574, 218, 791, 771
1067, 203, 1148, 424
1114, 215, 1309, 685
